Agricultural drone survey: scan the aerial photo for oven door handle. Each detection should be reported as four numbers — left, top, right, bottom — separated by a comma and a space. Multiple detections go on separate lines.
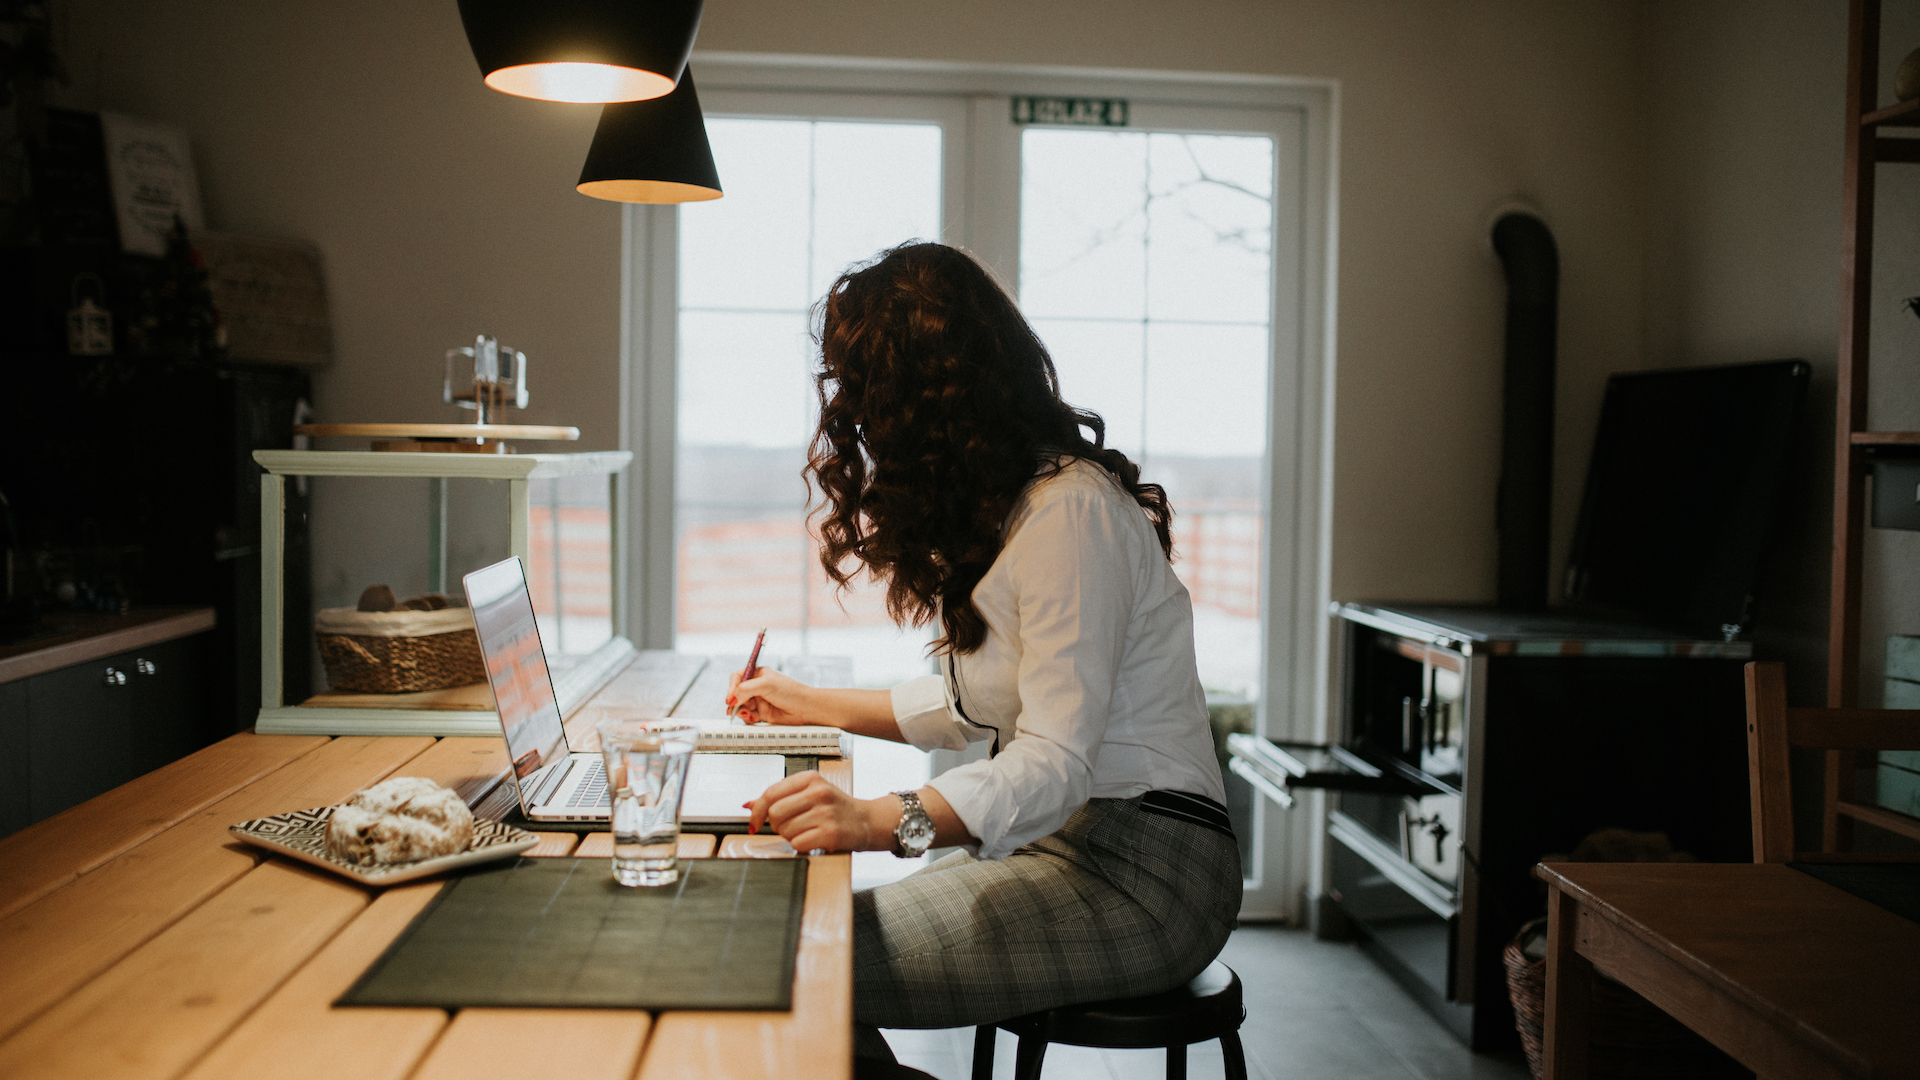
1226, 735, 1441, 801
1280, 771, 1436, 797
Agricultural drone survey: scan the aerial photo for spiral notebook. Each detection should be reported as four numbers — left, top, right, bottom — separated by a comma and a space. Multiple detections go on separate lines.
691, 719, 847, 756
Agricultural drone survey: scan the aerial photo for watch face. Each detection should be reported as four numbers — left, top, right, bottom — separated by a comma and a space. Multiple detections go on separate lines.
900, 811, 937, 854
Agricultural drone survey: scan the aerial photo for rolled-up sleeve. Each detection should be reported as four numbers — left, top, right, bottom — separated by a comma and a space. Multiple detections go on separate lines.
891, 674, 983, 752
925, 484, 1138, 859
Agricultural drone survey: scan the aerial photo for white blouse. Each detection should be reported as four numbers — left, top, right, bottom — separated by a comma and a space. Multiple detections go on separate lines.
890, 458, 1227, 860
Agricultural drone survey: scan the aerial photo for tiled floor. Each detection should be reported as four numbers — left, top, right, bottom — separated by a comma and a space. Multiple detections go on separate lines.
881, 924, 1534, 1080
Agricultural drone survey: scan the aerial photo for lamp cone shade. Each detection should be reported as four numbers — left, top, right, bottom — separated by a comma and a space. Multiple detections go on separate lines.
457, 0, 702, 104
577, 69, 723, 204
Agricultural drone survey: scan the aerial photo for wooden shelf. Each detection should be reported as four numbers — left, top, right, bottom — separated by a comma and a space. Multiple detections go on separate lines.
1862, 97, 1920, 127
1852, 431, 1920, 445
1835, 798, 1920, 844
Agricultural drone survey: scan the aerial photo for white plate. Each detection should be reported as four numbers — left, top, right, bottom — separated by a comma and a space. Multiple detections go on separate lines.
229, 806, 540, 886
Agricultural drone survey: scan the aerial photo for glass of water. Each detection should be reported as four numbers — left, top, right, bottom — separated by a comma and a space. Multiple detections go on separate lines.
595, 719, 697, 886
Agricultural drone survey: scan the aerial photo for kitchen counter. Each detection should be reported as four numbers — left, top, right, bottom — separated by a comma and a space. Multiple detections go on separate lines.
0, 608, 217, 686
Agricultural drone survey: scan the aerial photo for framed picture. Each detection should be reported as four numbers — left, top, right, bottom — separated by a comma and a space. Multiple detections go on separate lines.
194, 230, 334, 367
100, 112, 203, 257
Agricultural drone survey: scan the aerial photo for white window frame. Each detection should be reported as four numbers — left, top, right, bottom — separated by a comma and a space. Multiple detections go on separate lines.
619, 54, 1338, 921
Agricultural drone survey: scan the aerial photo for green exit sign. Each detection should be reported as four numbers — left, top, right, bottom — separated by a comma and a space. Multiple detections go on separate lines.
1010, 96, 1129, 127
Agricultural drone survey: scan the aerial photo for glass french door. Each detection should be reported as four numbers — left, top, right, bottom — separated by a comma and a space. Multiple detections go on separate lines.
1020, 127, 1274, 703
635, 78, 1321, 912
673, 112, 949, 689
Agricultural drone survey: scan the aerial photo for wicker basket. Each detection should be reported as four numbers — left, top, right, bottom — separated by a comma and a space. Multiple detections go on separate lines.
1504, 917, 1752, 1080
315, 607, 487, 694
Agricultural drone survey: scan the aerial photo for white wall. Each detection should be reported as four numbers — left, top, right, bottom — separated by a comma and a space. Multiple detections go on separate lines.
1640, 0, 1920, 707
47, 0, 1656, 649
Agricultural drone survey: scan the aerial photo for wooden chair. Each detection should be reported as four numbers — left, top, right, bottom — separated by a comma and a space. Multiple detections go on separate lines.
970, 960, 1248, 1080
1744, 660, 1920, 861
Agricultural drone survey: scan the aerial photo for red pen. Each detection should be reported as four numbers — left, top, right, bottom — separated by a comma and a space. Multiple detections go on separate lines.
729, 627, 768, 720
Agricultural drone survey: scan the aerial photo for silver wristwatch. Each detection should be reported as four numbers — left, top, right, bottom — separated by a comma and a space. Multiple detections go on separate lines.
891, 790, 936, 858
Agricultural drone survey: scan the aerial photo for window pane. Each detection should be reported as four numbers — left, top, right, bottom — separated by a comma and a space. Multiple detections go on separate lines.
527, 474, 613, 669
1020, 130, 1147, 321
1029, 317, 1145, 458
810, 123, 944, 288
678, 310, 815, 449
1144, 133, 1274, 325
676, 118, 943, 690
1020, 128, 1274, 701
678, 120, 813, 311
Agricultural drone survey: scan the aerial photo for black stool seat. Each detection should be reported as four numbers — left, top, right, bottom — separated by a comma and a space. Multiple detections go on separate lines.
973, 961, 1248, 1080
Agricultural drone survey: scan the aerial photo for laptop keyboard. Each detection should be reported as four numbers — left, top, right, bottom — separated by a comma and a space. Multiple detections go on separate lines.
565, 759, 610, 808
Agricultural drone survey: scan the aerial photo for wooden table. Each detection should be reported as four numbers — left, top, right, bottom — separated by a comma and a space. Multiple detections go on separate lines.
0, 655, 853, 1080
1540, 862, 1920, 1080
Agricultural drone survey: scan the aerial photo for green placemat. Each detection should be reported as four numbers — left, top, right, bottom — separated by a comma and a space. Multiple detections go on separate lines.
339, 857, 809, 1010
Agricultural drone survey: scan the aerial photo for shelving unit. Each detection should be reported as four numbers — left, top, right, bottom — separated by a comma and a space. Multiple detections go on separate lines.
1829, 0, 1920, 847
251, 449, 634, 736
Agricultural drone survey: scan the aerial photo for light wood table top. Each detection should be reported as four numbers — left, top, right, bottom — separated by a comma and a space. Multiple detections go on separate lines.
1540, 861, 1920, 1080
0, 654, 853, 1080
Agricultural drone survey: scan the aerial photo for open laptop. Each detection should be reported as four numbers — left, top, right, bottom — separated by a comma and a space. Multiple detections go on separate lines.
464, 556, 785, 824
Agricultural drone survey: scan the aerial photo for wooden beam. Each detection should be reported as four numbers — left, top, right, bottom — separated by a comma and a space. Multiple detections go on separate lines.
0, 733, 326, 920
1785, 707, 1920, 750
182, 882, 449, 1080
0, 736, 432, 1041
1834, 799, 1920, 843
410, 1009, 650, 1080
1830, 0, 1877, 713
1542, 885, 1592, 1080
1827, 0, 1881, 851
638, 855, 852, 1080
1746, 663, 1795, 863
0, 860, 369, 1080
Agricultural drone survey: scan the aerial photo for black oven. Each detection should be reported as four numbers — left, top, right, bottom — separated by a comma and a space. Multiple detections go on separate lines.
1231, 603, 1753, 1049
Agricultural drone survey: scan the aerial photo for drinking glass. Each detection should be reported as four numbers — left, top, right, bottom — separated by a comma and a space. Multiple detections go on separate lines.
595, 719, 697, 886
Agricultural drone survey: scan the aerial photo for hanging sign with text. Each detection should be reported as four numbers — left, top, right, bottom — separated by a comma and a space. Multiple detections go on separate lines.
1010, 96, 1129, 127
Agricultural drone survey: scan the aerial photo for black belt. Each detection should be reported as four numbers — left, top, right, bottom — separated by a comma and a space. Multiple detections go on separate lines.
1139, 790, 1235, 840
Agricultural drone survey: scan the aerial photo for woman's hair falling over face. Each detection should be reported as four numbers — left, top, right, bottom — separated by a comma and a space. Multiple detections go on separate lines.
808, 241, 1173, 654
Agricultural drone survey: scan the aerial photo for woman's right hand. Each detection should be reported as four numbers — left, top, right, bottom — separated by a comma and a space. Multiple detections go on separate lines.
728, 668, 823, 726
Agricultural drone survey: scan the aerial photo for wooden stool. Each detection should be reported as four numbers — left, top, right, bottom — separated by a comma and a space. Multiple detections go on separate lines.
970, 961, 1248, 1080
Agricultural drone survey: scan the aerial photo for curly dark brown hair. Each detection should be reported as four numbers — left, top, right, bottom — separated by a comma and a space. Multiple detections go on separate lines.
807, 241, 1173, 654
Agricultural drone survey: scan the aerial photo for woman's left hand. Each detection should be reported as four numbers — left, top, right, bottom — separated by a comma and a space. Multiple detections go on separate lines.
745, 771, 885, 853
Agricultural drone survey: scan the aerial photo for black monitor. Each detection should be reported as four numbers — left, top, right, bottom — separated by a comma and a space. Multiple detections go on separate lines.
1563, 359, 1810, 638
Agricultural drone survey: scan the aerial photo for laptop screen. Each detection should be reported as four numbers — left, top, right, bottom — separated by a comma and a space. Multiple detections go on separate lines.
464, 557, 567, 782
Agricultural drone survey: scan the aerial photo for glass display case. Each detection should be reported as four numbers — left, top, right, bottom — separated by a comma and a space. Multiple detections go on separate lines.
250, 449, 632, 735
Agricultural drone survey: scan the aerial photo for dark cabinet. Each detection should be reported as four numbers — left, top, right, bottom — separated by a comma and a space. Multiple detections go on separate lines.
0, 360, 310, 735
0, 632, 210, 835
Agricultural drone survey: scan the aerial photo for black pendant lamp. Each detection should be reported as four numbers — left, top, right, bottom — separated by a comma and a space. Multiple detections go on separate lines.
457, 0, 703, 103
576, 68, 722, 204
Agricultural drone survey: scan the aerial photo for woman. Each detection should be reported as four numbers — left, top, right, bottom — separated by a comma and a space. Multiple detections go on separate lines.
733, 242, 1241, 1049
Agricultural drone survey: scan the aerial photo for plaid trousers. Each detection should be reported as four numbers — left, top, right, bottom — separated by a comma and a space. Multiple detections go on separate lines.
851, 794, 1243, 1030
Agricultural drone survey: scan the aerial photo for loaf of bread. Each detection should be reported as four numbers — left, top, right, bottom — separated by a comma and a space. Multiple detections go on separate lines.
325, 777, 475, 866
